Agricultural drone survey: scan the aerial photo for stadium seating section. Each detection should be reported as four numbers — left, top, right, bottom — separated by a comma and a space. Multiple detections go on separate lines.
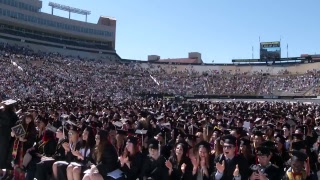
1, 44, 320, 101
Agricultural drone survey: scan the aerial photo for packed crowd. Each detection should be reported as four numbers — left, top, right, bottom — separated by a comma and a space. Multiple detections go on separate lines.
2, 44, 320, 180
1, 44, 320, 99
1, 97, 320, 180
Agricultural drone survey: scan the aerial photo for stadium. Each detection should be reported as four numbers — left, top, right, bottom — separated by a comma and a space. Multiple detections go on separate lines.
1, 1, 320, 180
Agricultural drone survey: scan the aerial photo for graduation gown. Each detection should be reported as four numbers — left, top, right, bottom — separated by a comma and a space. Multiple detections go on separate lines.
213, 154, 249, 180
141, 155, 169, 180
248, 163, 281, 180
282, 167, 313, 180
168, 156, 193, 180
0, 110, 18, 169
34, 139, 67, 180
120, 152, 144, 180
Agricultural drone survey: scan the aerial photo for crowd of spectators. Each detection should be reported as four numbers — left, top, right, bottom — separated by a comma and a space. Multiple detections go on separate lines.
1, 44, 320, 101
2, 44, 320, 180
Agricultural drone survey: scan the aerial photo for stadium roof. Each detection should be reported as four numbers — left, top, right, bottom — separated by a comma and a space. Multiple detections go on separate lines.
157, 58, 199, 64
48, 2, 91, 15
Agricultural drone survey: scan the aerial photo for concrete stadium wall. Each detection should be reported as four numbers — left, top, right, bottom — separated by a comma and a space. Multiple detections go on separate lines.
142, 62, 320, 75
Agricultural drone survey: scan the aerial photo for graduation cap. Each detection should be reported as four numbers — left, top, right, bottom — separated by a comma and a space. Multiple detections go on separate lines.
69, 124, 81, 133
266, 123, 275, 129
156, 115, 165, 121
117, 129, 128, 136
97, 129, 109, 140
186, 134, 197, 142
148, 139, 160, 150
223, 129, 231, 135
292, 133, 304, 141
291, 141, 306, 151
135, 129, 148, 143
256, 146, 271, 156
285, 119, 297, 127
274, 135, 285, 144
0, 99, 17, 109
239, 138, 251, 147
252, 130, 264, 137
127, 136, 138, 145
107, 124, 117, 131
296, 125, 308, 134
221, 135, 237, 146
259, 141, 275, 149
195, 141, 211, 151
113, 121, 123, 128
46, 123, 57, 133
37, 116, 49, 125
290, 150, 308, 162
274, 129, 284, 136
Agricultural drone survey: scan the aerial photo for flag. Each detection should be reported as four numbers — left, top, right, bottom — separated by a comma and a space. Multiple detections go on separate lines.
150, 75, 160, 86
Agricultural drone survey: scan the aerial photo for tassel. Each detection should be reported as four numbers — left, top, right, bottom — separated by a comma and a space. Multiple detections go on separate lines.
235, 139, 238, 156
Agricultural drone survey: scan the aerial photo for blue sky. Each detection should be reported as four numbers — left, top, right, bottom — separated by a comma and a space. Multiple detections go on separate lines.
40, 0, 320, 63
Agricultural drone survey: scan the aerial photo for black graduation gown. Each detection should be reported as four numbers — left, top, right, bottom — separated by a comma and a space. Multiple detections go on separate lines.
95, 143, 119, 180
120, 152, 144, 180
213, 154, 249, 180
0, 110, 18, 169
160, 144, 172, 160
282, 169, 314, 180
248, 164, 281, 180
141, 155, 169, 180
270, 153, 284, 172
26, 139, 57, 180
34, 139, 67, 180
168, 156, 193, 180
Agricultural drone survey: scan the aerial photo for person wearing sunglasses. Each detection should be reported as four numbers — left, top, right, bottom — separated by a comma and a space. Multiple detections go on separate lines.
214, 135, 249, 180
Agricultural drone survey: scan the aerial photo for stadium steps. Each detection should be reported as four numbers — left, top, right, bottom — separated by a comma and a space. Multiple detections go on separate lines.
304, 84, 320, 96
256, 76, 268, 95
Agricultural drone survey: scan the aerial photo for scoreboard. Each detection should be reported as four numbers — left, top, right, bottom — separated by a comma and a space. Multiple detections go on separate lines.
260, 41, 281, 60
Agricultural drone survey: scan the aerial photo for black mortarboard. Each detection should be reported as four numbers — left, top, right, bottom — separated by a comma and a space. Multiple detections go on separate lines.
291, 141, 306, 151
266, 123, 275, 129
256, 146, 271, 156
274, 135, 285, 144
260, 141, 275, 149
292, 133, 303, 141
296, 125, 308, 134
290, 150, 308, 162
230, 126, 243, 134
239, 138, 251, 147
274, 129, 283, 136
127, 128, 135, 135
148, 139, 160, 150
282, 123, 291, 130
37, 116, 49, 125
117, 129, 128, 136
252, 130, 264, 137
107, 124, 116, 131
127, 136, 138, 145
69, 125, 81, 133
187, 134, 197, 141
98, 129, 109, 140
222, 135, 237, 146
195, 141, 211, 151
223, 129, 231, 135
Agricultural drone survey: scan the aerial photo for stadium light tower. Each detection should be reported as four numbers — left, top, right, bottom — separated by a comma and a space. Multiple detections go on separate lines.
48, 2, 91, 22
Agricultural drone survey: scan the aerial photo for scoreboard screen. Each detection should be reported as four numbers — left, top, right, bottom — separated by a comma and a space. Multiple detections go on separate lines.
260, 41, 281, 60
